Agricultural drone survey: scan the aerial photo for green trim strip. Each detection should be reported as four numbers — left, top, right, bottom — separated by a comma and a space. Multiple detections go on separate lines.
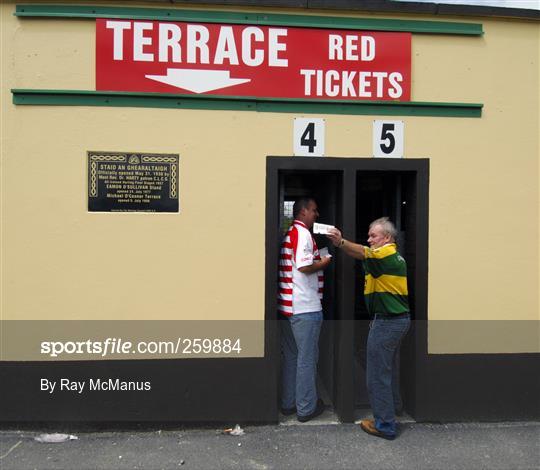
11, 90, 483, 118
14, 5, 483, 35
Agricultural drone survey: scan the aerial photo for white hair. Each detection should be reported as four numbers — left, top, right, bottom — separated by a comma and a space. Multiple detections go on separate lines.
370, 217, 397, 241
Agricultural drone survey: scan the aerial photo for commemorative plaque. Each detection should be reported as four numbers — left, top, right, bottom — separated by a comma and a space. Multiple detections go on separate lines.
88, 152, 179, 212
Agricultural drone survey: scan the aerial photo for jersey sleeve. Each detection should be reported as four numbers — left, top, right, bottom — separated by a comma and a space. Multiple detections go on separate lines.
295, 227, 314, 269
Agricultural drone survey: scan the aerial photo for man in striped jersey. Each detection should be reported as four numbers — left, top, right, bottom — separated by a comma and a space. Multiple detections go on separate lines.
328, 217, 410, 440
279, 198, 332, 422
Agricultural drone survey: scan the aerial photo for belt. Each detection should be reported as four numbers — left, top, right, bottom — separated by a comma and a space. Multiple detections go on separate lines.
373, 312, 410, 320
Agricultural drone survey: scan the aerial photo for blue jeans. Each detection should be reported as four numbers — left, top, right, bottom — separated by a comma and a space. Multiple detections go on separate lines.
281, 311, 323, 417
366, 314, 410, 436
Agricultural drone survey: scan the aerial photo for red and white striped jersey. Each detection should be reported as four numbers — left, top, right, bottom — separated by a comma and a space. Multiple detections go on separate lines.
278, 220, 324, 317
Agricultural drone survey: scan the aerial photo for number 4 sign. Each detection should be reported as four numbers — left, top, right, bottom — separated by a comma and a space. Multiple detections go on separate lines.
294, 118, 325, 156
373, 120, 404, 158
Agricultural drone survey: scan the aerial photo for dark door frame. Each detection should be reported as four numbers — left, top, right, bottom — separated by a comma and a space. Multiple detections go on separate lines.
265, 156, 429, 423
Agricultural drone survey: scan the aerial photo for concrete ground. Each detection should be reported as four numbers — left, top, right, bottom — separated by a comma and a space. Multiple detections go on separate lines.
1, 414, 539, 470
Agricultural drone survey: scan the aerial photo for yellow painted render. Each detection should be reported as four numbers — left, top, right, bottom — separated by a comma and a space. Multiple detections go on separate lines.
1, 2, 539, 354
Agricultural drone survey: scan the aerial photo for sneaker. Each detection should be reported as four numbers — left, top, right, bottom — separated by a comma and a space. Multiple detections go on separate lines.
280, 406, 296, 416
360, 419, 396, 440
297, 399, 325, 423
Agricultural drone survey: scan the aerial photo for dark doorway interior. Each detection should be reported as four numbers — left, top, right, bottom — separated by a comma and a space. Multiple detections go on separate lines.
353, 172, 418, 410
279, 170, 342, 410
268, 157, 428, 422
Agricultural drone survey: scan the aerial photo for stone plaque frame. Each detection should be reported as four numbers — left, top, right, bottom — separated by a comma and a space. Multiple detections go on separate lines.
88, 151, 179, 212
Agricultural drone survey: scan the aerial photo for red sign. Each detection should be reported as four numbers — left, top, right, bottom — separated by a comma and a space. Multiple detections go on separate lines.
96, 19, 411, 101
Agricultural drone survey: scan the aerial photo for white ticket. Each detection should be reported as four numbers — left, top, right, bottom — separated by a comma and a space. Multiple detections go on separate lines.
313, 222, 335, 235
318, 247, 331, 258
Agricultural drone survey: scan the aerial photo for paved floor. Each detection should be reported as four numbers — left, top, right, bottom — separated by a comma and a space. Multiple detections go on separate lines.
1, 416, 538, 470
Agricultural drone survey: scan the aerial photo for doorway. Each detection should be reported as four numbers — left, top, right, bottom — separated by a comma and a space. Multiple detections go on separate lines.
266, 157, 429, 422
353, 172, 418, 410
278, 170, 342, 411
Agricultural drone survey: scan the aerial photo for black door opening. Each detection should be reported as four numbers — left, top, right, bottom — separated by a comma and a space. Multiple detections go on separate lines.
266, 157, 429, 423
353, 172, 418, 412
278, 170, 342, 412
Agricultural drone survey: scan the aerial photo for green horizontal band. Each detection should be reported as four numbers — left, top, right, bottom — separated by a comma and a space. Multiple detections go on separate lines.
14, 5, 483, 35
11, 89, 483, 118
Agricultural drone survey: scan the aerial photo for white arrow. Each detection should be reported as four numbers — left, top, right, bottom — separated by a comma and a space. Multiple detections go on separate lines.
145, 68, 251, 94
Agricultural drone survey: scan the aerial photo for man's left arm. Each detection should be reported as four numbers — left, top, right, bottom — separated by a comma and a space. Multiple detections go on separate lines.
296, 229, 332, 274
298, 256, 331, 274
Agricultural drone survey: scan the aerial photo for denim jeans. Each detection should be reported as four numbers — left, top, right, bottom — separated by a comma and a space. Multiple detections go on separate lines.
366, 314, 410, 436
281, 311, 323, 417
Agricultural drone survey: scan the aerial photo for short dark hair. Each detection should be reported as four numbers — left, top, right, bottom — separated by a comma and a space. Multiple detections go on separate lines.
293, 198, 315, 218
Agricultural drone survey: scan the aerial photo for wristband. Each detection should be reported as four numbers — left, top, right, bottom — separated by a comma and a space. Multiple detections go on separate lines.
339, 239, 345, 247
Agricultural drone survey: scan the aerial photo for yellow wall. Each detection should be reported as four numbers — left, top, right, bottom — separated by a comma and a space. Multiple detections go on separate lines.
1, 1, 538, 355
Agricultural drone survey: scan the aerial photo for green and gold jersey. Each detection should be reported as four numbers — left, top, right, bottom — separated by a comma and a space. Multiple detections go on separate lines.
362, 243, 409, 315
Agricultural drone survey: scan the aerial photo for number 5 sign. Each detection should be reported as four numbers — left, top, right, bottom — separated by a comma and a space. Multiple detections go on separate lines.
294, 118, 325, 156
373, 120, 404, 158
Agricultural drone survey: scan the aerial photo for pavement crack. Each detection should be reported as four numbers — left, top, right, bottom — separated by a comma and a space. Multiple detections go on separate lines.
0, 440, 22, 460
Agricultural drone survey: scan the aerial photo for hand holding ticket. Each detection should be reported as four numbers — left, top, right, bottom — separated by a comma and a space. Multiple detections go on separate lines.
313, 222, 335, 235
318, 247, 332, 258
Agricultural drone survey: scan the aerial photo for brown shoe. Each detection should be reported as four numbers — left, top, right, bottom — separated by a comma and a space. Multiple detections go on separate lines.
360, 419, 396, 440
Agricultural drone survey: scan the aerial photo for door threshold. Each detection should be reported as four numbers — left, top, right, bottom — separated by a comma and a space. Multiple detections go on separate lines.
279, 406, 340, 426
278, 407, 416, 425
354, 408, 416, 424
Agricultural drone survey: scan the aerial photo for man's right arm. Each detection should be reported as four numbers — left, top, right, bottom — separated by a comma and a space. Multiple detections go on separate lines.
326, 228, 366, 260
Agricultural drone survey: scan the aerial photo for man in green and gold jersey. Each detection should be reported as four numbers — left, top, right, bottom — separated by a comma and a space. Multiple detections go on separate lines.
327, 217, 410, 440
